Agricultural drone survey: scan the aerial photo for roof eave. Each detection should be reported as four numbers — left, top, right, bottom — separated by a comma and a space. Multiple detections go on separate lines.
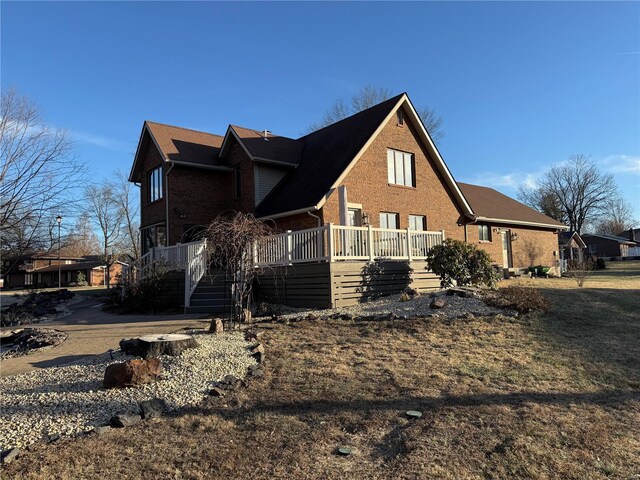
474, 216, 569, 230
167, 159, 233, 172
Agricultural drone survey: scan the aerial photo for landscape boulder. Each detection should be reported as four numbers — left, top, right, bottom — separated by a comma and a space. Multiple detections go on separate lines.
110, 411, 142, 428
139, 398, 168, 419
103, 358, 162, 388
430, 298, 447, 309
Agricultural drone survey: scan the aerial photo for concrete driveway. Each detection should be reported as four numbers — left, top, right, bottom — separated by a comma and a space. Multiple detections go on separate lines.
1, 297, 210, 377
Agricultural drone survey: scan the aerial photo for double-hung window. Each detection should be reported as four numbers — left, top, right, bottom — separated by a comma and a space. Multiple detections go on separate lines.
478, 224, 491, 242
380, 212, 399, 230
387, 149, 415, 187
148, 167, 163, 203
408, 215, 427, 231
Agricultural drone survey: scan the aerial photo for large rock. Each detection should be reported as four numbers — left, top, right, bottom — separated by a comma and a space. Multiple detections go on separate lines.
110, 411, 142, 428
119, 334, 197, 358
430, 298, 447, 309
103, 358, 162, 388
139, 398, 168, 419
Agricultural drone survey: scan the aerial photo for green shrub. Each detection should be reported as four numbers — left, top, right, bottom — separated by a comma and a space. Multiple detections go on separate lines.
487, 286, 550, 313
426, 239, 498, 288
595, 258, 606, 270
76, 272, 88, 287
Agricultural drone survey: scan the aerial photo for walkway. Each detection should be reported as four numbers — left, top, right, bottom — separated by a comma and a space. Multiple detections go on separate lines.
1, 297, 208, 377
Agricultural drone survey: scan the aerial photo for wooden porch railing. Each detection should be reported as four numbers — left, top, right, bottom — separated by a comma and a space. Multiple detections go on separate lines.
254, 224, 445, 267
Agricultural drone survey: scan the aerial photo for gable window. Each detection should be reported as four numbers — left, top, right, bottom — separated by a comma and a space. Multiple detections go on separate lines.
396, 109, 404, 126
380, 212, 399, 230
387, 149, 415, 187
408, 215, 427, 231
148, 167, 163, 203
478, 225, 491, 242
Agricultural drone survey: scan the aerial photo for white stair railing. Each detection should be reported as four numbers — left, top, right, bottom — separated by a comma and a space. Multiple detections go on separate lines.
184, 239, 208, 309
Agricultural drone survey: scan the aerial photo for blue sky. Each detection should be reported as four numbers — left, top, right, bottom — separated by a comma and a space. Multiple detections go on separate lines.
2, 1, 639, 221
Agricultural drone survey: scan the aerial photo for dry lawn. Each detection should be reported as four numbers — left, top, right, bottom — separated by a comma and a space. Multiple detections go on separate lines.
3, 262, 639, 479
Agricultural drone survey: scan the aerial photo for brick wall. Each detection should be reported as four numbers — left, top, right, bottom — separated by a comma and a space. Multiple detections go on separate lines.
140, 142, 166, 228
271, 211, 324, 232
225, 140, 256, 213
466, 222, 559, 270
166, 165, 233, 245
322, 108, 466, 241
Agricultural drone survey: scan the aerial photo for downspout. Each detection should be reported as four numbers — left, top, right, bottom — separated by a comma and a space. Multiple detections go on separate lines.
165, 162, 175, 246
307, 210, 321, 227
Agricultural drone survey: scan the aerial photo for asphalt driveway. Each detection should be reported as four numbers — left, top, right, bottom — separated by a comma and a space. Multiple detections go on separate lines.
1, 296, 208, 377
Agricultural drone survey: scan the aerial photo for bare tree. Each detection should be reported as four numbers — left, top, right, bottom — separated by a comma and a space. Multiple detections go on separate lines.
517, 154, 619, 234
204, 212, 273, 328
63, 212, 101, 257
86, 182, 124, 286
594, 198, 636, 235
113, 170, 140, 262
308, 85, 445, 142
0, 88, 84, 263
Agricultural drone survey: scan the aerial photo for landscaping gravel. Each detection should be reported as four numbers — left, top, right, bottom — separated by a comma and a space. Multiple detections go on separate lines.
0, 331, 256, 451
275, 289, 509, 321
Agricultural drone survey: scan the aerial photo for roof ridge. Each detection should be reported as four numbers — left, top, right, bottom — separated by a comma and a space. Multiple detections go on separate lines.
298, 92, 406, 140
145, 120, 224, 138
230, 124, 298, 141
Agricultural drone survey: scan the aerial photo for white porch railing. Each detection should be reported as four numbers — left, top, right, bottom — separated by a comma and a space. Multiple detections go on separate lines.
254, 224, 445, 267
625, 246, 640, 257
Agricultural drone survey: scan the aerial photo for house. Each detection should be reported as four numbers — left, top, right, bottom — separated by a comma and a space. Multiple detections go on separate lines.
558, 231, 587, 264
128, 93, 567, 309
1, 253, 125, 289
581, 234, 639, 258
617, 228, 640, 243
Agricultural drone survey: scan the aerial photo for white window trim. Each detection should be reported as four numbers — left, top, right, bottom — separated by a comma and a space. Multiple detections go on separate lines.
387, 149, 414, 187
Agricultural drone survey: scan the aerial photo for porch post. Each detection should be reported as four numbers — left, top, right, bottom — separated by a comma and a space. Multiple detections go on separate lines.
441, 230, 446, 241
406, 228, 413, 262
286, 230, 293, 264
367, 225, 375, 262
327, 223, 334, 262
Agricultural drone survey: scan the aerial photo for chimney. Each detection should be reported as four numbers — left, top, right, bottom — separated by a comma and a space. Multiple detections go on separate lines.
263, 129, 271, 141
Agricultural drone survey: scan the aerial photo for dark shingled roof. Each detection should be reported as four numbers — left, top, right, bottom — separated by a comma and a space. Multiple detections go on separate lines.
255, 94, 405, 216
145, 121, 226, 166
230, 126, 302, 166
457, 182, 566, 228
33, 261, 105, 273
581, 233, 638, 245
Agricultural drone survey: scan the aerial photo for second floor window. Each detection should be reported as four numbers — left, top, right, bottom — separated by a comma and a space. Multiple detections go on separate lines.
387, 149, 415, 187
478, 224, 491, 242
148, 167, 163, 202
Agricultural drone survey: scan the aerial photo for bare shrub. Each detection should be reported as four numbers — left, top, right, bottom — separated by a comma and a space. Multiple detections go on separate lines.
486, 286, 550, 313
565, 259, 595, 287
204, 212, 273, 328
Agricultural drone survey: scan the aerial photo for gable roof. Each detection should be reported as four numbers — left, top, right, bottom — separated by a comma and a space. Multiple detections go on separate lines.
457, 182, 567, 230
559, 231, 587, 248
219, 126, 302, 167
582, 233, 638, 245
129, 121, 231, 182
255, 93, 474, 218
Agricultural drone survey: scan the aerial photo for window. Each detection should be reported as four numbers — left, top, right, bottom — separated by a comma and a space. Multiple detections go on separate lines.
408, 215, 427, 231
148, 167, 163, 202
588, 244, 596, 254
142, 224, 166, 253
478, 225, 491, 242
24, 273, 33, 285
396, 109, 404, 126
387, 149, 414, 187
380, 212, 399, 229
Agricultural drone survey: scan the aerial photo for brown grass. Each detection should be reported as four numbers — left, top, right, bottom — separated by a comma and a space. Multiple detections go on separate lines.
3, 262, 640, 479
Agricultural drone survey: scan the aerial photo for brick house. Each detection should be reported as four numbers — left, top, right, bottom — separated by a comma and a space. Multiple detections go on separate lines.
1, 253, 124, 289
128, 93, 567, 309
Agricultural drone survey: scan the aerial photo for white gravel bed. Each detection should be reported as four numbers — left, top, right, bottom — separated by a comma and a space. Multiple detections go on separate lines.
0, 331, 256, 451
276, 290, 507, 321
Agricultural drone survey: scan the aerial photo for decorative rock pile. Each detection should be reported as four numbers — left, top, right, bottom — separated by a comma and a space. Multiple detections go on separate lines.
0, 328, 68, 359
1, 289, 74, 327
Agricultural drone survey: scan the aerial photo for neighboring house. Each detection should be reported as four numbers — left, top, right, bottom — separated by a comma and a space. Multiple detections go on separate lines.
617, 228, 640, 243
128, 93, 567, 309
581, 234, 639, 258
1, 253, 125, 289
558, 231, 587, 263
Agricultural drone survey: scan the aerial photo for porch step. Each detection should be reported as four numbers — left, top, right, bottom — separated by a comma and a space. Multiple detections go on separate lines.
186, 270, 232, 314
185, 305, 230, 314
